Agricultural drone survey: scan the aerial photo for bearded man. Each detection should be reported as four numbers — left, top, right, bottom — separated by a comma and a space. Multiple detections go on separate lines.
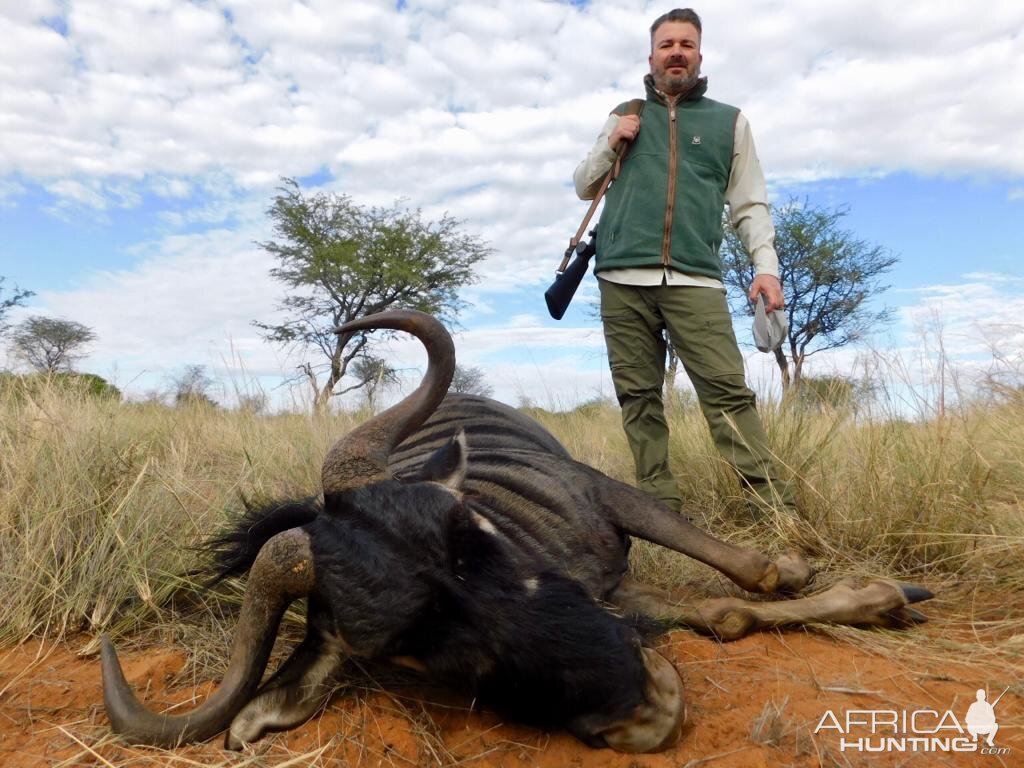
574, 8, 794, 517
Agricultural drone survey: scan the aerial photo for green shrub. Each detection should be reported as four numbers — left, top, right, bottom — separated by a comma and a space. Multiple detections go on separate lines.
0, 371, 121, 401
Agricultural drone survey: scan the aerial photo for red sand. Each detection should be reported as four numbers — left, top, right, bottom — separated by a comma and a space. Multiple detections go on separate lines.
1, 627, 1019, 767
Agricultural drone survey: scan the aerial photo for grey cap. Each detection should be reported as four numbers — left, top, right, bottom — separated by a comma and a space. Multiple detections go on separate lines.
753, 295, 788, 353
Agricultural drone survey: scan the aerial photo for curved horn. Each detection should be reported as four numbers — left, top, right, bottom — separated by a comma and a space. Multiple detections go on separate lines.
101, 529, 315, 747
322, 309, 455, 495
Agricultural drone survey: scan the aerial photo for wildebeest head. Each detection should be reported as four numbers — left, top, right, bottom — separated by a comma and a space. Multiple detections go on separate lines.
100, 310, 685, 753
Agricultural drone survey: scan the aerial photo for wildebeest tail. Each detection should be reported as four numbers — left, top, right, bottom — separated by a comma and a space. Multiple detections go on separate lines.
196, 495, 322, 585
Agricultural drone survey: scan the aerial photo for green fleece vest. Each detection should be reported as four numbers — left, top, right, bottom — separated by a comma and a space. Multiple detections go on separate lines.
595, 79, 738, 280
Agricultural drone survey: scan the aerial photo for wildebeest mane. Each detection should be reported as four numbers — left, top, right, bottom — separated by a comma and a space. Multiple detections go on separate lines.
197, 496, 322, 585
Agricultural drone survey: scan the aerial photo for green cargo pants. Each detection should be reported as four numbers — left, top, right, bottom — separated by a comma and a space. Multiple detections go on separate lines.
599, 278, 794, 513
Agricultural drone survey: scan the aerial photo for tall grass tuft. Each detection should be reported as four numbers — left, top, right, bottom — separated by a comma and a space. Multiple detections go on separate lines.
0, 377, 353, 644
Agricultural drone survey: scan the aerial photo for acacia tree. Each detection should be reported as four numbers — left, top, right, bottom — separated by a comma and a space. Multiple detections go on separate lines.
0, 277, 33, 336
721, 200, 897, 390
172, 364, 218, 408
10, 316, 96, 373
255, 179, 490, 410
351, 355, 400, 413
450, 364, 494, 398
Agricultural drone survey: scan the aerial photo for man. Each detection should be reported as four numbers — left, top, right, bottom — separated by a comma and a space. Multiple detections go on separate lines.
574, 8, 794, 516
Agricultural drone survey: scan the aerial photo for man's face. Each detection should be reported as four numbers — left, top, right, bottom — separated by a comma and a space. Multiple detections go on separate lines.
649, 21, 702, 96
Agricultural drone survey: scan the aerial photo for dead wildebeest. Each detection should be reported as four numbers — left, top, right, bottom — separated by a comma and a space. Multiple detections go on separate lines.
100, 309, 932, 753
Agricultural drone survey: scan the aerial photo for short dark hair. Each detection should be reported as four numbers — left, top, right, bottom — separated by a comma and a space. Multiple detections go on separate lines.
650, 8, 702, 48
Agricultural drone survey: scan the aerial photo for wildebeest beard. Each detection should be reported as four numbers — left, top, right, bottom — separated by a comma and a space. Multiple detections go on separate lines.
309, 480, 655, 733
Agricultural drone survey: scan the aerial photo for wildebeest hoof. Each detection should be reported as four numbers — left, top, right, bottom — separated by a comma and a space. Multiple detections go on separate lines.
880, 580, 933, 627
856, 580, 934, 629
893, 581, 934, 604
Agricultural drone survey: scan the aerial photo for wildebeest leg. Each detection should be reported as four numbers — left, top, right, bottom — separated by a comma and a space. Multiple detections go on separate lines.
224, 616, 346, 750
597, 476, 812, 594
609, 578, 932, 641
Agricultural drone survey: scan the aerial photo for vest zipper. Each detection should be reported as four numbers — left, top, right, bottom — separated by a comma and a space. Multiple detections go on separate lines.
661, 99, 678, 266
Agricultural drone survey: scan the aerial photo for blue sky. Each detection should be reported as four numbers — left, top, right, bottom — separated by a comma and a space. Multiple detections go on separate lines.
2, 0, 1023, 411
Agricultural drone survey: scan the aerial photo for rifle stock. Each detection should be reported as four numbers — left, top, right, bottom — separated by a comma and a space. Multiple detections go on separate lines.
544, 236, 596, 320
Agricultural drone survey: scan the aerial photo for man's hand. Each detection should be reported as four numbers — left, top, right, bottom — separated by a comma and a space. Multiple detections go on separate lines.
608, 115, 641, 148
748, 274, 784, 312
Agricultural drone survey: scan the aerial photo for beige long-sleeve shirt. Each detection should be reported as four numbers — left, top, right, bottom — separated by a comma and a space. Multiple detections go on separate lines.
574, 111, 777, 289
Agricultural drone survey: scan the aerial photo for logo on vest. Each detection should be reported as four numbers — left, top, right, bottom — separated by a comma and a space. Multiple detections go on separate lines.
691, 135, 702, 145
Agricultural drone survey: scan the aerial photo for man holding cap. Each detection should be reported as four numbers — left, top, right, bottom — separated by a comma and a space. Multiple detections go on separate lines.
574, 7, 794, 517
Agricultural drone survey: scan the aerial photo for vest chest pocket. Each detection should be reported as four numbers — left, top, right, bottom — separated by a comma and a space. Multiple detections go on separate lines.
679, 152, 729, 187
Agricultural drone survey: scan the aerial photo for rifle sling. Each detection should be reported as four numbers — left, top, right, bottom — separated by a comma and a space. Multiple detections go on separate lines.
560, 98, 646, 271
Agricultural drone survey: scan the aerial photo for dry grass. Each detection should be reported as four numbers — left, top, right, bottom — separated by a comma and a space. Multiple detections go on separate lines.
0, 369, 1022, 765
0, 378, 354, 645
748, 695, 789, 746
2, 373, 1023, 644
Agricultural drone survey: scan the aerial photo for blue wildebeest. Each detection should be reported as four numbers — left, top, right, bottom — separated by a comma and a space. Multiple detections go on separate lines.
101, 310, 932, 753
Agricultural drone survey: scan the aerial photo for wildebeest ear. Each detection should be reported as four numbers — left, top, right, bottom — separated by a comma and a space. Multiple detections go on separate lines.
413, 430, 469, 490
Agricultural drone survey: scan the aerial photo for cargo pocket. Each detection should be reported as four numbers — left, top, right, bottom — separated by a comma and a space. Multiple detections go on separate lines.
600, 307, 666, 399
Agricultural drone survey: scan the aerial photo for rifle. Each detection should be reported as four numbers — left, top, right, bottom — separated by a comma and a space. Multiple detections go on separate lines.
545, 230, 597, 320
544, 99, 645, 320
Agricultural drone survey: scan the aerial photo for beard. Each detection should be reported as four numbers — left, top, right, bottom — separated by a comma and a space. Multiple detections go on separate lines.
652, 61, 700, 97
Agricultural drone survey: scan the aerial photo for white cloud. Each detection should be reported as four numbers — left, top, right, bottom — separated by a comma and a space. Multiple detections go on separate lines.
6, 0, 1022, 198
5, 1, 1024, 410
897, 276, 1024, 359
32, 224, 284, 381
44, 179, 110, 210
